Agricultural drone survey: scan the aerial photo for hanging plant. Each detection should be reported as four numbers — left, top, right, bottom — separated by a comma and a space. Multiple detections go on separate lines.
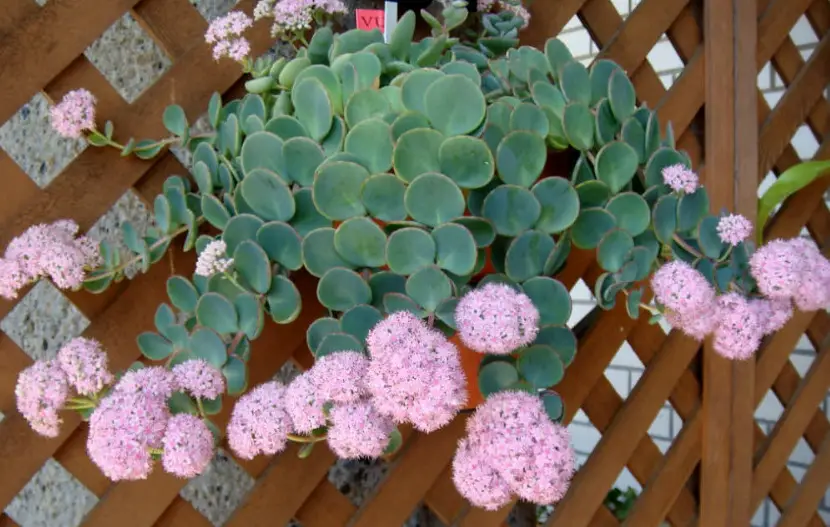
6, 0, 830, 513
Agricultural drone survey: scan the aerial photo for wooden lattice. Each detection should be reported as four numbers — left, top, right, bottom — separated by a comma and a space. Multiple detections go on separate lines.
0, 0, 828, 525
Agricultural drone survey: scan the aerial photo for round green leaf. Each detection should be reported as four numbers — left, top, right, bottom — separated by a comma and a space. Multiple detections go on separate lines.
496, 130, 547, 188
334, 217, 388, 268
652, 194, 679, 244
478, 361, 520, 398
292, 78, 333, 141
532, 177, 580, 234
282, 137, 325, 186
510, 103, 550, 136
424, 74, 486, 136
321, 116, 345, 156
535, 325, 577, 366
404, 173, 465, 227
383, 292, 425, 317
233, 240, 272, 294
201, 194, 230, 230
265, 115, 309, 140
316, 333, 364, 358
393, 128, 444, 182
597, 229, 635, 273
167, 275, 199, 313
240, 131, 285, 178
570, 207, 617, 249
522, 276, 572, 326
302, 227, 353, 277
307, 317, 341, 354
401, 68, 445, 114
391, 112, 431, 141
222, 214, 264, 255
344, 89, 390, 128
576, 180, 612, 208
697, 215, 725, 259
627, 246, 655, 281
406, 265, 452, 312
542, 391, 565, 422
266, 275, 302, 324
441, 60, 480, 84
340, 304, 383, 343
361, 174, 407, 221
386, 227, 436, 275
487, 101, 513, 131
677, 188, 710, 233
190, 328, 227, 368
240, 168, 295, 222
562, 102, 595, 151
137, 332, 173, 360
196, 292, 239, 334
621, 117, 646, 163
317, 267, 371, 311
626, 287, 643, 319
608, 69, 636, 122
291, 188, 332, 237
294, 64, 343, 114
605, 192, 651, 237
589, 59, 623, 107
163, 104, 188, 136
368, 272, 407, 309
482, 185, 542, 237
544, 235, 571, 275
439, 136, 495, 189
345, 118, 394, 174
235, 292, 263, 339
383, 427, 404, 456
452, 217, 496, 248
312, 161, 370, 220
257, 222, 302, 271
222, 357, 247, 395
518, 345, 564, 388
432, 223, 477, 276
560, 60, 591, 105
595, 141, 639, 193
644, 147, 689, 187
505, 230, 555, 282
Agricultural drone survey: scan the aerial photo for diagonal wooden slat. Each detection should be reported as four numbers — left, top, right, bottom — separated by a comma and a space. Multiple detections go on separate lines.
750, 336, 830, 510
776, 434, 830, 527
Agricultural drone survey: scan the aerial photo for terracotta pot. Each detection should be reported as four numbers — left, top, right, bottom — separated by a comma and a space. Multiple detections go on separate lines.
451, 334, 486, 410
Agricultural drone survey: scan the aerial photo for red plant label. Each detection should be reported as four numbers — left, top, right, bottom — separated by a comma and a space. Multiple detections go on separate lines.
356, 9, 385, 31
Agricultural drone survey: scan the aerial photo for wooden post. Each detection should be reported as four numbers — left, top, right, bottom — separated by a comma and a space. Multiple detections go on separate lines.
702, 0, 758, 525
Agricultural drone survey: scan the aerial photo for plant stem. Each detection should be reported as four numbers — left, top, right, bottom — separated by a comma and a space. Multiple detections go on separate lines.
287, 433, 327, 444
196, 397, 206, 418
639, 303, 661, 316
222, 271, 246, 292
83, 221, 201, 283
147, 447, 164, 455
227, 331, 246, 359
670, 234, 704, 259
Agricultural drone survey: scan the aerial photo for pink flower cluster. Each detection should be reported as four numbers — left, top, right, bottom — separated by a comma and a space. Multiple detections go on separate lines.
16, 337, 113, 437
653, 235, 830, 359
195, 239, 233, 277
172, 359, 225, 400
453, 392, 575, 510
227, 380, 294, 460
205, 11, 253, 62
50, 89, 97, 139
455, 283, 540, 355
751, 237, 830, 311
366, 312, 468, 433
254, 0, 347, 38
661, 164, 699, 194
233, 351, 396, 460
0, 220, 101, 300
499, 1, 531, 29
57, 337, 114, 396
229, 320, 467, 461
717, 214, 753, 246
15, 360, 70, 437
88, 366, 217, 480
